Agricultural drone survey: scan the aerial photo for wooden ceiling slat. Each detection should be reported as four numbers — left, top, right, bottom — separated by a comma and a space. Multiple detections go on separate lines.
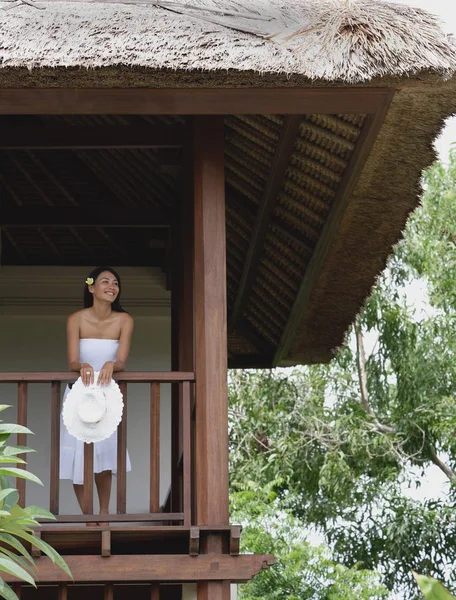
228, 115, 302, 332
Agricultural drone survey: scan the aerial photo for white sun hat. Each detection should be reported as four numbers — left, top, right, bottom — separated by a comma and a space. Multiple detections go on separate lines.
62, 374, 124, 444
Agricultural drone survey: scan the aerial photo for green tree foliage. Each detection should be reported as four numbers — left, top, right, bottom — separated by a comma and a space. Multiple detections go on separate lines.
229, 149, 456, 598
0, 405, 71, 600
231, 482, 388, 600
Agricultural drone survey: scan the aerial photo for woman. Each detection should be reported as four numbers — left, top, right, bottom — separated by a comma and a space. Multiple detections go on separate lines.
60, 266, 134, 520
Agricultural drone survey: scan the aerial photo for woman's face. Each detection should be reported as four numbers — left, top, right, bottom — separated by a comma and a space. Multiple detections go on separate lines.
90, 271, 120, 304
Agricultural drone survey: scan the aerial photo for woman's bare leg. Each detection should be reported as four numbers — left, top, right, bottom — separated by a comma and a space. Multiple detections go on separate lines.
95, 470, 112, 516
73, 484, 85, 513
73, 483, 98, 527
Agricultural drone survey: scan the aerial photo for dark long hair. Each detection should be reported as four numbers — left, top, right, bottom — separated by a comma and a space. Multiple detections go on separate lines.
83, 266, 126, 313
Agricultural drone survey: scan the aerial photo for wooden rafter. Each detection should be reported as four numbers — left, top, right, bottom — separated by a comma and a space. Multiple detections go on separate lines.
239, 317, 273, 355
0, 206, 169, 227
0, 125, 188, 149
6, 153, 53, 205
273, 92, 395, 365
26, 151, 79, 206
96, 227, 129, 260
0, 227, 26, 259
228, 115, 302, 331
0, 173, 23, 206
37, 227, 63, 260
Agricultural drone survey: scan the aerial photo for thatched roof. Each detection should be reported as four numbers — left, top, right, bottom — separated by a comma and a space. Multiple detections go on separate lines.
0, 0, 456, 368
1, 0, 456, 83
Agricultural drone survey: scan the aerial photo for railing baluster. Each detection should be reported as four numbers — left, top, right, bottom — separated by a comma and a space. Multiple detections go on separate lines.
16, 382, 28, 508
150, 583, 160, 600
171, 382, 182, 514
12, 583, 21, 598
104, 583, 114, 600
83, 442, 94, 516
58, 583, 68, 600
191, 383, 197, 525
50, 381, 61, 515
182, 381, 192, 526
150, 382, 161, 513
117, 381, 127, 514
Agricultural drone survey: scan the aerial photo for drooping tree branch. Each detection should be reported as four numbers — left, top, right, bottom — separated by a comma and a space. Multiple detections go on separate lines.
355, 319, 396, 435
429, 445, 456, 483
355, 317, 456, 483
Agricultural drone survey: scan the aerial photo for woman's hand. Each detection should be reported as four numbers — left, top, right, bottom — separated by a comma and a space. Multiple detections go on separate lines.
98, 361, 114, 386
80, 363, 94, 387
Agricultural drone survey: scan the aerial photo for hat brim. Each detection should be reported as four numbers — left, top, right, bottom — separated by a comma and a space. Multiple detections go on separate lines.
62, 374, 124, 444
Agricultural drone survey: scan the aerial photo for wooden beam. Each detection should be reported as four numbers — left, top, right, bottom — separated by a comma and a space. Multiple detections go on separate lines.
273, 93, 395, 365
228, 115, 302, 331
0, 206, 169, 228
0, 88, 393, 115
192, 116, 229, 526
3, 554, 274, 583
0, 125, 187, 148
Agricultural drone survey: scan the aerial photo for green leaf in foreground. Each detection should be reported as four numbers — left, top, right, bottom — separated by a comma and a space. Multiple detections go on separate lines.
0, 469, 42, 486
0, 556, 36, 586
0, 579, 19, 600
414, 573, 456, 600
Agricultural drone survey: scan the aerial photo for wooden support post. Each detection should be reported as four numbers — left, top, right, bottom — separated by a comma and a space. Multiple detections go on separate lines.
50, 381, 61, 515
197, 582, 231, 600
150, 584, 160, 600
192, 116, 229, 527
117, 381, 128, 514
16, 383, 27, 508
230, 526, 241, 555
104, 583, 114, 600
101, 529, 111, 557
58, 584, 68, 600
189, 527, 200, 556
171, 153, 194, 515
31, 530, 42, 558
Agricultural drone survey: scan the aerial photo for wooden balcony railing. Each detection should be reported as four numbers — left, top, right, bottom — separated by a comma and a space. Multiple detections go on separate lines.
0, 372, 195, 526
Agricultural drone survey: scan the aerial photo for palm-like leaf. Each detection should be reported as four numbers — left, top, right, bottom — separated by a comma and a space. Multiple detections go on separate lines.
0, 408, 72, 599
414, 572, 456, 599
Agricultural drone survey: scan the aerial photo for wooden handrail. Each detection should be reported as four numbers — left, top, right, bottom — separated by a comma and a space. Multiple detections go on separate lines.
0, 371, 195, 383
0, 373, 195, 525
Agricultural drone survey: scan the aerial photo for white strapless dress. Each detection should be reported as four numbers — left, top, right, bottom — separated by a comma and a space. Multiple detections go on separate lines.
59, 338, 132, 485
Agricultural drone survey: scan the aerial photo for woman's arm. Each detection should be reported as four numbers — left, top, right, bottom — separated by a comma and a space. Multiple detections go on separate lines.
67, 313, 82, 372
68, 312, 94, 385
113, 314, 134, 372
97, 314, 134, 385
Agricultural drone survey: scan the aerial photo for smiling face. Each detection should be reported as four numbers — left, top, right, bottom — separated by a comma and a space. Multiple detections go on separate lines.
89, 270, 120, 305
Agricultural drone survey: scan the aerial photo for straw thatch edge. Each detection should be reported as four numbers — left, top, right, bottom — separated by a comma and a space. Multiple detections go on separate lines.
283, 80, 456, 366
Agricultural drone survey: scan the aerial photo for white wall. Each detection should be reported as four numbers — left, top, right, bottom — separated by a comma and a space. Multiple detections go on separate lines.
0, 267, 172, 515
